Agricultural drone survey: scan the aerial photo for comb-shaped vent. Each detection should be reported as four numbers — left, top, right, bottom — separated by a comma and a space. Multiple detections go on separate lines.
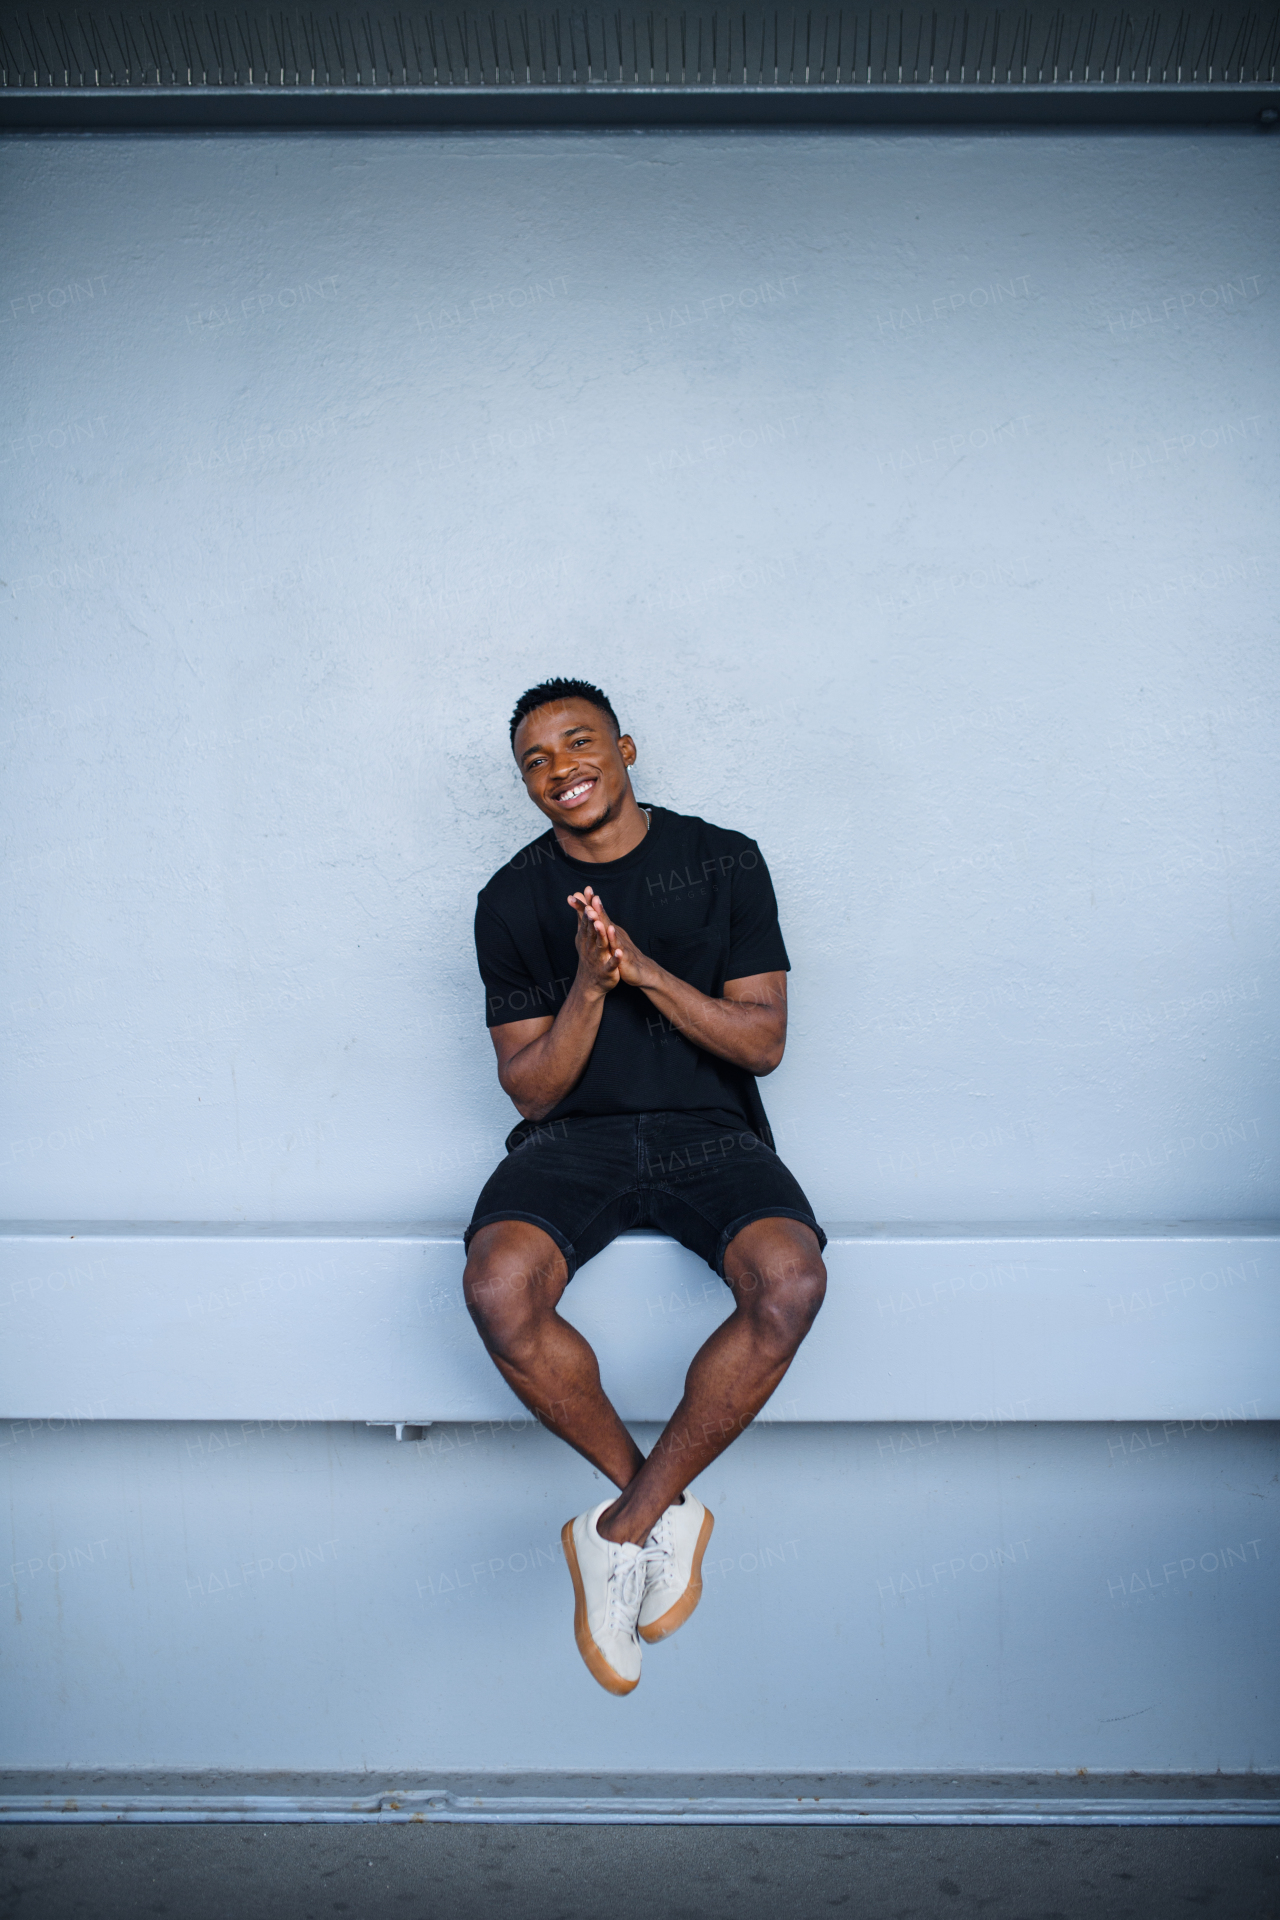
1, 7, 1276, 121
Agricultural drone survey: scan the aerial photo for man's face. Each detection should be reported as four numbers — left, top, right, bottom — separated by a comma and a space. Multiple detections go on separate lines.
513, 697, 635, 837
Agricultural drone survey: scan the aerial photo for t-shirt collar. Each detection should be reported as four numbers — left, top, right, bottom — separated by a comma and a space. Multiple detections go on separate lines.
550, 803, 666, 878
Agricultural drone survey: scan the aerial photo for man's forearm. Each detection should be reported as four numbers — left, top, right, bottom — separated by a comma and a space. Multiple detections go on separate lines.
639, 969, 784, 1075
500, 974, 609, 1120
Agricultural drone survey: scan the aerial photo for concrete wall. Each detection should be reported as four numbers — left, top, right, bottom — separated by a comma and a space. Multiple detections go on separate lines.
2, 127, 1277, 1784
3, 1414, 1275, 1776
4, 128, 1276, 1224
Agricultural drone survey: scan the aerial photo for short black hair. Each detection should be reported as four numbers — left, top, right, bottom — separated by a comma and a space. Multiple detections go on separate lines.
509, 677, 620, 750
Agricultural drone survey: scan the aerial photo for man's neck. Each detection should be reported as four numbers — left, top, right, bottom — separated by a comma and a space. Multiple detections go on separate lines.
552, 793, 651, 865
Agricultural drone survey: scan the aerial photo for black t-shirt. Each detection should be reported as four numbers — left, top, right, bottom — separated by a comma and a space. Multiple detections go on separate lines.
474, 806, 789, 1146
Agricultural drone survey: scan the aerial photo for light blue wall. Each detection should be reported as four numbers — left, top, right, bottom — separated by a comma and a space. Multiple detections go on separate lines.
4, 129, 1277, 1224
3, 1415, 1276, 1775
2, 128, 1277, 1784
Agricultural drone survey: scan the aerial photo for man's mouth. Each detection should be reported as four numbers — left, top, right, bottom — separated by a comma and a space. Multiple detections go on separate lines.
553, 777, 597, 808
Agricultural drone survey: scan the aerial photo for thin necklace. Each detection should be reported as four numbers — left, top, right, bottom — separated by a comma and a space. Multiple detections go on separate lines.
642, 807, 651, 834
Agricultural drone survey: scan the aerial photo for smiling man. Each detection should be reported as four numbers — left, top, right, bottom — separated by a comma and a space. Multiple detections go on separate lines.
463, 677, 827, 1696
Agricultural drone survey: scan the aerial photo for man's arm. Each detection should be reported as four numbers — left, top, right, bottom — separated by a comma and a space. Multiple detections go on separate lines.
573, 886, 786, 1077
642, 966, 787, 1075
488, 899, 621, 1122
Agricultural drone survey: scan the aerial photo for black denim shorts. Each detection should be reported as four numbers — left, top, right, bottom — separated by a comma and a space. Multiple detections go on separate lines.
464, 1111, 826, 1280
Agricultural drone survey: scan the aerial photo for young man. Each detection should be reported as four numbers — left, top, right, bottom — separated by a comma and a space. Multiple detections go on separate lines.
463, 677, 826, 1695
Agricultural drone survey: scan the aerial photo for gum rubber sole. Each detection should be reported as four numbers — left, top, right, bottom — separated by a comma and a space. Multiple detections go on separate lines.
561, 1518, 640, 1697
637, 1506, 715, 1644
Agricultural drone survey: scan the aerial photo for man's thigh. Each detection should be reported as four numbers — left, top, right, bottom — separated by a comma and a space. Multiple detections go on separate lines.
464, 1114, 640, 1280
637, 1114, 827, 1278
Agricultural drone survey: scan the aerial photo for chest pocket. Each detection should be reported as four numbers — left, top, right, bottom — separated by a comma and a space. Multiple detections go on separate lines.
649, 926, 722, 997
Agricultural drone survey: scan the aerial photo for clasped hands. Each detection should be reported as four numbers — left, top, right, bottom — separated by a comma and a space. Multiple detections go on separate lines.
568, 886, 657, 996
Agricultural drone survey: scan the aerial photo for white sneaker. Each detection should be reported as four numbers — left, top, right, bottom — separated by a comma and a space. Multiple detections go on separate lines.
561, 1501, 648, 1696
637, 1492, 715, 1644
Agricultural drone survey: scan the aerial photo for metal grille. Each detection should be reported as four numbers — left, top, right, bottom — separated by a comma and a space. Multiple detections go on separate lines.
1, 7, 1276, 119
1, 7, 1276, 88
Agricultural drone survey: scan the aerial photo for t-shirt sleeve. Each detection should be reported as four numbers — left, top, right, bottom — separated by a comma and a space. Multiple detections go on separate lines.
725, 842, 790, 980
475, 899, 550, 1028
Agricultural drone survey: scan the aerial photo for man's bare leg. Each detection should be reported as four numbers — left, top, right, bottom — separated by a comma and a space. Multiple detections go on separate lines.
464, 1215, 825, 1541
595, 1217, 825, 1544
463, 1220, 645, 1489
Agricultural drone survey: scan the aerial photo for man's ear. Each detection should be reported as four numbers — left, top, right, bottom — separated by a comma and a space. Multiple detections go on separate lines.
618, 733, 637, 766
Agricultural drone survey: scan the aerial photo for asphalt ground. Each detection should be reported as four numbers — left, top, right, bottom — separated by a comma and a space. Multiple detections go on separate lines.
1, 1822, 1277, 1920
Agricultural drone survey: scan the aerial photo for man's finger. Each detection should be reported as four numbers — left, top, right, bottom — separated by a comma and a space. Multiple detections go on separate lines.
586, 909, 610, 945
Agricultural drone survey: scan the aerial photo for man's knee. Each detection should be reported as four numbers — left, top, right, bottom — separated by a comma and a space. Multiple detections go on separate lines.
757, 1259, 826, 1349
463, 1256, 543, 1360
462, 1224, 564, 1363
729, 1230, 826, 1352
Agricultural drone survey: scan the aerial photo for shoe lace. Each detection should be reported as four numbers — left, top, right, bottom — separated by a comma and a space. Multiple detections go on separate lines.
641, 1512, 676, 1592
605, 1546, 649, 1634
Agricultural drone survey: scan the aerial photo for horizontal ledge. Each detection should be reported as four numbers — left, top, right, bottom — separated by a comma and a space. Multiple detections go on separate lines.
4, 1219, 1278, 1240
5, 1771, 1275, 1825
2, 83, 1278, 131
2, 1791, 1277, 1826
4, 1223, 1276, 1423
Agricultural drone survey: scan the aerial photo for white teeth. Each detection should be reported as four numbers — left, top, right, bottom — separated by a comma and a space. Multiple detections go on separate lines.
559, 780, 593, 802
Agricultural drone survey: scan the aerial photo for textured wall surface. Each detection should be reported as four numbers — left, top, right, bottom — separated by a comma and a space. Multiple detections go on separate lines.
2, 129, 1277, 1782
3, 1416, 1276, 1774
4, 129, 1277, 1224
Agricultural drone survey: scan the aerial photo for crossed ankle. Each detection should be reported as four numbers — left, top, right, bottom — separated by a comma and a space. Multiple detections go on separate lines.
597, 1488, 686, 1547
